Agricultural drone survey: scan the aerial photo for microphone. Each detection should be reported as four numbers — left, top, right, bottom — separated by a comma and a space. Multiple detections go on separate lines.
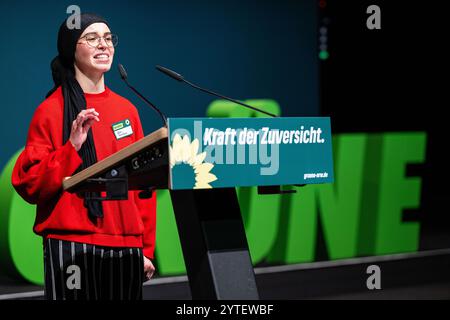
118, 64, 167, 127
155, 65, 277, 118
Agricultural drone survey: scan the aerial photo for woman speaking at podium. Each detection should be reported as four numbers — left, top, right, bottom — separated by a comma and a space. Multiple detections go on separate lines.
11, 13, 156, 300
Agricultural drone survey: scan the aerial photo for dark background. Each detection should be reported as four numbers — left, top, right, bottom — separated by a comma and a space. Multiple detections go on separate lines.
319, 0, 448, 249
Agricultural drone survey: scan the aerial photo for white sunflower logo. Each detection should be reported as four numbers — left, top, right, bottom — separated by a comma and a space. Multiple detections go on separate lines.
169, 134, 217, 189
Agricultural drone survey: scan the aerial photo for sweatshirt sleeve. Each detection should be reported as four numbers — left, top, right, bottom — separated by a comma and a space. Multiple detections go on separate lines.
132, 111, 157, 259
11, 104, 83, 205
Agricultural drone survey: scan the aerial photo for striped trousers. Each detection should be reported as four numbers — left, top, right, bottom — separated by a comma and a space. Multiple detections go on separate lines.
44, 238, 144, 300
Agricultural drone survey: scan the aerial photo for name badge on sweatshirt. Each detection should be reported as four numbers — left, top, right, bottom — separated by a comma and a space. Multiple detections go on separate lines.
112, 119, 133, 140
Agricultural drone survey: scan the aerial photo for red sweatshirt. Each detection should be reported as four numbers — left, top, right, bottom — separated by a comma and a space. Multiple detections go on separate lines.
11, 86, 156, 259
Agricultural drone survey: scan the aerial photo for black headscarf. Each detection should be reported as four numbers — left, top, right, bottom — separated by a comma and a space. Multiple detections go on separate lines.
47, 13, 110, 219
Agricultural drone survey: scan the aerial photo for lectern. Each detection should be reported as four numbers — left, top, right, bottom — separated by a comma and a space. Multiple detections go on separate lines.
63, 117, 334, 300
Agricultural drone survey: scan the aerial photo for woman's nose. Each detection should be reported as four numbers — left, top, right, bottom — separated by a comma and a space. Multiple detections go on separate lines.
97, 37, 107, 48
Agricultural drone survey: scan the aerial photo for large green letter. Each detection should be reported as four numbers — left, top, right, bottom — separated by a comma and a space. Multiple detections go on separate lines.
0, 149, 43, 285
372, 133, 425, 254
317, 134, 367, 259
268, 134, 368, 263
154, 190, 186, 275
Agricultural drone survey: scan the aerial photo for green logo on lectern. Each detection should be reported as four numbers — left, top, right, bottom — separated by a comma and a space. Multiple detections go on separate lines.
170, 134, 217, 189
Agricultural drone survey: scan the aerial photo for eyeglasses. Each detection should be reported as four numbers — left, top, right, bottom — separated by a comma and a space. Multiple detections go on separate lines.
78, 33, 118, 48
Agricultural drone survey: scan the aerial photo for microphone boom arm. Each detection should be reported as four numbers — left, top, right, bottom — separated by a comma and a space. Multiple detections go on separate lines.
156, 65, 277, 118
124, 80, 167, 127
183, 79, 277, 118
119, 64, 168, 127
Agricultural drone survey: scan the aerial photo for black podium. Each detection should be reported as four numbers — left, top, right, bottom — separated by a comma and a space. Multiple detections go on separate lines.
63, 127, 259, 299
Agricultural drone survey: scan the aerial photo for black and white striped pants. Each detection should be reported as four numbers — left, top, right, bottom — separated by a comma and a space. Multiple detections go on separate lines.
44, 238, 144, 300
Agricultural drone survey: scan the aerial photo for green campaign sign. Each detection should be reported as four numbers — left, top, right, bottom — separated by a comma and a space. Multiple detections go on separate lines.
167, 117, 334, 190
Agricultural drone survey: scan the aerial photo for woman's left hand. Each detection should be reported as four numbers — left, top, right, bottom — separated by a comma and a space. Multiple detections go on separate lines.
143, 256, 155, 281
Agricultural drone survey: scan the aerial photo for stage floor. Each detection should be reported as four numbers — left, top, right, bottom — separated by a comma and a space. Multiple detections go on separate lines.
1, 249, 450, 300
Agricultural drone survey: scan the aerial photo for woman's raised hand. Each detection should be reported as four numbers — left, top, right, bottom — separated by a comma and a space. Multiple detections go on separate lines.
69, 108, 100, 151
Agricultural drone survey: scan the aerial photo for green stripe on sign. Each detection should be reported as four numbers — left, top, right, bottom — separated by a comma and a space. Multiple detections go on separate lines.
113, 123, 124, 130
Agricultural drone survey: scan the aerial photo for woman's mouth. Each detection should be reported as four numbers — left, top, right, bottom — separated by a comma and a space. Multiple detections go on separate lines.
93, 53, 110, 62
